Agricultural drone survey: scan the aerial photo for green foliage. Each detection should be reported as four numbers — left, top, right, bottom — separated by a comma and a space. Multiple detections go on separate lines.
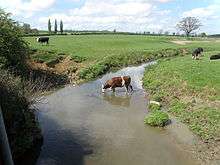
70, 55, 87, 63
79, 62, 109, 79
54, 19, 57, 34
189, 108, 220, 140
22, 23, 31, 34
169, 100, 220, 140
78, 48, 184, 80
30, 49, 66, 64
60, 20, 63, 34
144, 111, 169, 127
148, 103, 161, 112
0, 9, 29, 73
48, 19, 51, 34
168, 99, 188, 117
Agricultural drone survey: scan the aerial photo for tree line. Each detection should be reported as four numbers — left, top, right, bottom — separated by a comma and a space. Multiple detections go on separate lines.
48, 19, 63, 34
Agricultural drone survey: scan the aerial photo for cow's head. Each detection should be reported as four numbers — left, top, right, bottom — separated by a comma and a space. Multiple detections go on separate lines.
36, 37, 39, 42
102, 82, 111, 93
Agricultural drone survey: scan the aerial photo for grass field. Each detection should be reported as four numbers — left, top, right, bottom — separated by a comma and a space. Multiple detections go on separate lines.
24, 35, 220, 61
25, 35, 220, 81
143, 52, 220, 140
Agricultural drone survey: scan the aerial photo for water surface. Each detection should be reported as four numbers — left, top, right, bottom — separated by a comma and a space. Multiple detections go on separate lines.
35, 62, 198, 165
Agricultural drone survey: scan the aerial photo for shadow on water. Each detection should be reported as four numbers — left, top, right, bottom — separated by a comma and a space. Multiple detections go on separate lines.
15, 137, 43, 165
36, 114, 93, 165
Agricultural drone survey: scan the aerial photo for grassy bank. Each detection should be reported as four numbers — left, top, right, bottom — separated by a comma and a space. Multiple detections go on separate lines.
143, 52, 220, 141
25, 35, 220, 83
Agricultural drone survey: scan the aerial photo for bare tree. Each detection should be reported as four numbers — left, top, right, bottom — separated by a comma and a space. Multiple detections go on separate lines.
177, 17, 201, 37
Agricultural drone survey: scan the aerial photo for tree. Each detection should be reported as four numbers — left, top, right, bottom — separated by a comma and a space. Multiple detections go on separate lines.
200, 32, 207, 37
158, 29, 163, 35
177, 17, 201, 37
48, 19, 51, 34
31, 28, 39, 34
22, 23, 31, 34
164, 31, 170, 35
54, 19, 57, 34
60, 20, 63, 34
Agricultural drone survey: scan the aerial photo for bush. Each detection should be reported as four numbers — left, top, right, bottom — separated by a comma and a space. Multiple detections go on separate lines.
0, 69, 42, 160
0, 9, 29, 73
144, 111, 169, 127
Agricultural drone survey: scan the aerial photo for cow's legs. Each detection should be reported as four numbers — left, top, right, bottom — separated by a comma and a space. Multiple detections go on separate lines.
112, 88, 116, 93
125, 85, 129, 94
129, 85, 133, 92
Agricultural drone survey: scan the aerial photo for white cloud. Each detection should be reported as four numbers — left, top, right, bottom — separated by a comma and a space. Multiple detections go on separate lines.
0, 0, 55, 17
38, 0, 174, 32
183, 4, 220, 20
182, 3, 220, 34
155, 0, 173, 3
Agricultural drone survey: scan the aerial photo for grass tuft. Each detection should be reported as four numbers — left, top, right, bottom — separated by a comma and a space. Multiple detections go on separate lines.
144, 111, 170, 127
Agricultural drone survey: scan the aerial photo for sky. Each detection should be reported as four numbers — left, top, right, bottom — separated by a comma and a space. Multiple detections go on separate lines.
0, 0, 220, 34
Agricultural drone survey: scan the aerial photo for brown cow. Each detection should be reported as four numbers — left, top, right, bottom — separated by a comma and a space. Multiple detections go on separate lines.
102, 76, 133, 93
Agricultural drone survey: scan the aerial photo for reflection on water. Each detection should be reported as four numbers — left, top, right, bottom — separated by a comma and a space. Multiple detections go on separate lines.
102, 92, 131, 107
34, 61, 198, 165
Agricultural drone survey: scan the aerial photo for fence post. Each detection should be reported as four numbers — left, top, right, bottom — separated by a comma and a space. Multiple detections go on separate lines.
0, 106, 14, 165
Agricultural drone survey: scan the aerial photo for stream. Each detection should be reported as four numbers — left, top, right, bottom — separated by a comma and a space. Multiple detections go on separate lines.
32, 62, 198, 165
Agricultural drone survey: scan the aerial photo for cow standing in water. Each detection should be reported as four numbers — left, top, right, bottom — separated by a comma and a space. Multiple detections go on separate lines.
102, 76, 133, 93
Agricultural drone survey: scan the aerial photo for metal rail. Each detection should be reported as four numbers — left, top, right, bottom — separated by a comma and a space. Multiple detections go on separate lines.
0, 106, 14, 165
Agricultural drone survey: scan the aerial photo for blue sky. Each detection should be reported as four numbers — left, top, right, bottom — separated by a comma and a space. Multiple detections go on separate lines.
1, 0, 220, 34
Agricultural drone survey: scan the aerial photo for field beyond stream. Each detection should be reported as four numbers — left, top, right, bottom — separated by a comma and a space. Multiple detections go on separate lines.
24, 35, 220, 164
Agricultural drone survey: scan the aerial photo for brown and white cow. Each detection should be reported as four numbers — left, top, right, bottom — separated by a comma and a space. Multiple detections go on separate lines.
102, 76, 133, 93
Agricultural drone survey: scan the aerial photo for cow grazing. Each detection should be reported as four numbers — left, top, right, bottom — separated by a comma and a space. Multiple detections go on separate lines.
36, 37, 49, 44
210, 54, 220, 60
102, 76, 133, 93
192, 47, 203, 60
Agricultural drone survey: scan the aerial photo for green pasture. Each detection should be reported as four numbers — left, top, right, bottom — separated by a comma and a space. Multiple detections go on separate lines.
25, 35, 220, 62
143, 52, 220, 139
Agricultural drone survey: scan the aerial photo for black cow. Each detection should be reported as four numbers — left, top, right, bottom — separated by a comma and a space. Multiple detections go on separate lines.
210, 54, 220, 60
192, 47, 203, 60
36, 37, 49, 44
